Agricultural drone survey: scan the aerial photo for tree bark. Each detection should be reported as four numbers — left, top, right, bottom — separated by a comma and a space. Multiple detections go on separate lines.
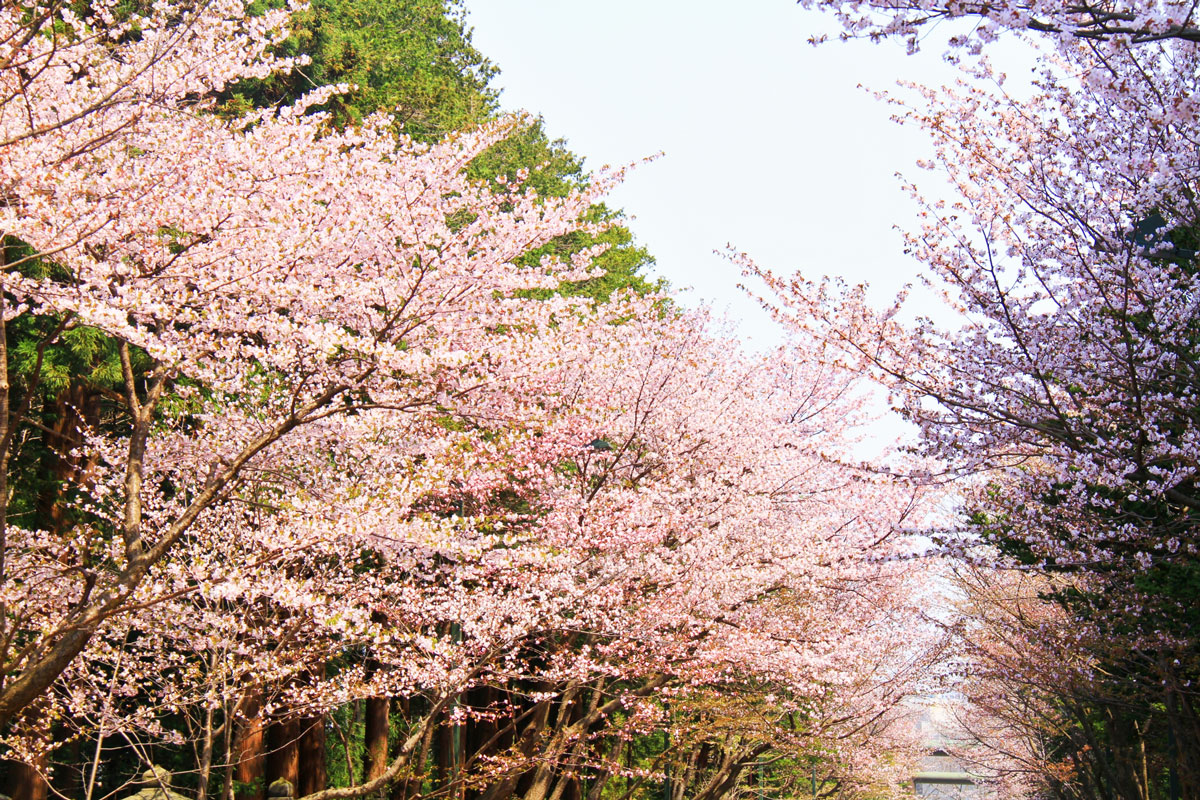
3, 756, 49, 800
267, 714, 301, 789
463, 686, 496, 800
435, 711, 457, 797
235, 692, 268, 800
364, 698, 390, 783
297, 714, 327, 795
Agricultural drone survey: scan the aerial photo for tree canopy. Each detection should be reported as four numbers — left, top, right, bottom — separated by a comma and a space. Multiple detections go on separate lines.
0, 3, 925, 800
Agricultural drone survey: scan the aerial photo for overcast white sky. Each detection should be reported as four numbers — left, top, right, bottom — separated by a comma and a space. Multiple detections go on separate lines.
462, 1, 1025, 346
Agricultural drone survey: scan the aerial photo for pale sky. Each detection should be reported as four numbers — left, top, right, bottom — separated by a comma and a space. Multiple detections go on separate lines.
462, 1, 1019, 346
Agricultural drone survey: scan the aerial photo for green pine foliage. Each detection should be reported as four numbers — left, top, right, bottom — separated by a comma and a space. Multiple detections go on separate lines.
226, 0, 498, 141
221, 0, 660, 304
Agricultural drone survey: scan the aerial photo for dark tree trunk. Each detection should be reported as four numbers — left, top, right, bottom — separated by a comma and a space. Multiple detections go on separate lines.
464, 685, 497, 800
235, 693, 268, 800
435, 713, 457, 797
38, 382, 102, 527
3, 758, 48, 800
297, 714, 327, 796
364, 697, 390, 783
267, 714, 300, 789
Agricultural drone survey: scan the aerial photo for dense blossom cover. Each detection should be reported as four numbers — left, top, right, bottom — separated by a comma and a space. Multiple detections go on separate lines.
0, 1, 936, 796
752, 1, 1200, 795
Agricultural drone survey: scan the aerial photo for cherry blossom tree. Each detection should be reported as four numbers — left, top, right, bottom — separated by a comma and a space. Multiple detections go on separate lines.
750, 2, 1200, 794
941, 561, 1170, 800
0, 0, 621, 734
0, 2, 947, 795
797, 0, 1200, 49
5, 292, 937, 797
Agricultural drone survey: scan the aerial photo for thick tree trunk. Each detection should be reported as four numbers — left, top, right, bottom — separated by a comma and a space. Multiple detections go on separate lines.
297, 714, 327, 795
235, 693, 268, 800
671, 745, 700, 800
364, 698, 390, 782
267, 714, 301, 788
3, 757, 49, 800
435, 713, 457, 797
1, 703, 50, 800
464, 686, 497, 800
39, 382, 102, 526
